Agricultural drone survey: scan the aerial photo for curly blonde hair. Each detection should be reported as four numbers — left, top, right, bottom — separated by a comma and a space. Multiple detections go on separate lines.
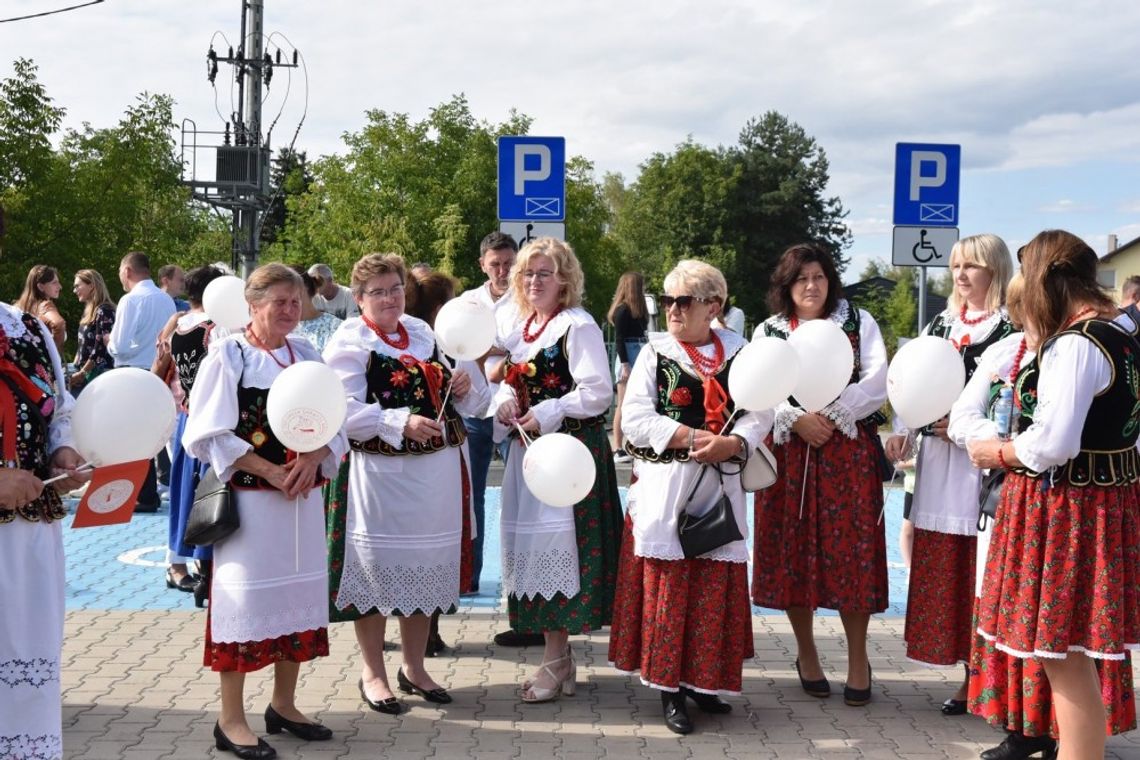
350, 253, 407, 298
509, 237, 584, 314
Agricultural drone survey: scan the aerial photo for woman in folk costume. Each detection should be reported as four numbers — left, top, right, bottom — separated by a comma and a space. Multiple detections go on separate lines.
608, 259, 772, 734
492, 236, 623, 703
0, 302, 88, 760
322, 253, 488, 714
184, 264, 348, 759
884, 234, 1014, 712
751, 242, 889, 706
949, 275, 1134, 760
967, 230, 1140, 760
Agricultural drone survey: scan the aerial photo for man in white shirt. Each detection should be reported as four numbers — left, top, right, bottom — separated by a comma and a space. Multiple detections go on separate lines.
108, 251, 177, 511
307, 263, 361, 320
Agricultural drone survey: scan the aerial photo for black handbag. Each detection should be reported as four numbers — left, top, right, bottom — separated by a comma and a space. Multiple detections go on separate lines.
183, 467, 239, 546
976, 468, 1006, 532
677, 466, 743, 558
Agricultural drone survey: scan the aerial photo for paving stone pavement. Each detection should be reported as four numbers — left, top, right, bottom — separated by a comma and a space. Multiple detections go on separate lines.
60, 608, 1140, 760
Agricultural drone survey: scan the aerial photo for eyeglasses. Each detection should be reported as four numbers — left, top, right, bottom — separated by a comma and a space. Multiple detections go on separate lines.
660, 294, 715, 310
362, 285, 405, 300
523, 270, 556, 282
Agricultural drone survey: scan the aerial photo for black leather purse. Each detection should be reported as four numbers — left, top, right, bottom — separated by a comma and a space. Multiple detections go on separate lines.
976, 469, 1006, 532
677, 465, 743, 558
183, 467, 239, 546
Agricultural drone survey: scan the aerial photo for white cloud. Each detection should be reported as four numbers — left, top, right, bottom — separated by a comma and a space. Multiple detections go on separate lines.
1038, 199, 1095, 214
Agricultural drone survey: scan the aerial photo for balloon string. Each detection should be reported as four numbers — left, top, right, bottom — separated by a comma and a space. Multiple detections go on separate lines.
879, 430, 917, 525
436, 382, 453, 423
513, 422, 533, 448
722, 407, 741, 432
798, 446, 811, 520
295, 496, 300, 574
43, 462, 94, 485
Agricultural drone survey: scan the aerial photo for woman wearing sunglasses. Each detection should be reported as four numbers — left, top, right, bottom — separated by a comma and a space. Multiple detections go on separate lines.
751, 242, 889, 707
608, 259, 771, 734
492, 237, 623, 703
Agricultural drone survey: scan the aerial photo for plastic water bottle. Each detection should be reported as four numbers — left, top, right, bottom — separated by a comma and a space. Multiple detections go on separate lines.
993, 386, 1014, 441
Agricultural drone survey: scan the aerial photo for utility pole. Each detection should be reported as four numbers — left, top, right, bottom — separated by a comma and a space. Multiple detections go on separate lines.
181, 0, 297, 277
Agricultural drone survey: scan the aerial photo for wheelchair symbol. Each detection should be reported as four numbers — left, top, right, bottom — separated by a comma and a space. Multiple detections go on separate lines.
912, 229, 941, 263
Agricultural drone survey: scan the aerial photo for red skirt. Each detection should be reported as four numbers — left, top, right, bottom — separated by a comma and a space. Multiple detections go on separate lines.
905, 529, 975, 665
752, 427, 888, 613
204, 598, 328, 672
609, 516, 754, 693
969, 611, 1137, 737
459, 455, 474, 595
977, 472, 1140, 658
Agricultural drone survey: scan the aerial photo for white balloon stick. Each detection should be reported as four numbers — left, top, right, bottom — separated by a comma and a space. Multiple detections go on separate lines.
42, 462, 94, 485
513, 421, 533, 447
435, 382, 454, 423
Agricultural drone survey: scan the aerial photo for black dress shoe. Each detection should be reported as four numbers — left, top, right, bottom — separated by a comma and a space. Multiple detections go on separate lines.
397, 668, 453, 704
213, 722, 276, 759
264, 704, 332, 741
979, 731, 1058, 760
165, 569, 196, 592
425, 632, 448, 657
493, 629, 546, 647
682, 687, 732, 714
661, 691, 693, 734
795, 659, 831, 698
358, 678, 403, 714
843, 664, 873, 707
940, 697, 968, 715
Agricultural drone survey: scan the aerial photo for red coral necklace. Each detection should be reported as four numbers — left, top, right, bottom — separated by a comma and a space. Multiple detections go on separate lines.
522, 307, 562, 343
679, 332, 724, 378
959, 304, 994, 326
362, 314, 410, 350
246, 328, 296, 369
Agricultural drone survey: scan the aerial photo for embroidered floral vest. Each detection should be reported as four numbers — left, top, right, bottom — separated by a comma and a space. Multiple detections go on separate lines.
503, 331, 606, 434
170, 320, 213, 405
927, 311, 1015, 383
0, 311, 65, 524
350, 348, 467, 456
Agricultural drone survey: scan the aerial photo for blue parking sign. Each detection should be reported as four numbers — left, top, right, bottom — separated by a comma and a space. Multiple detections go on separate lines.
498, 136, 566, 222
893, 143, 961, 226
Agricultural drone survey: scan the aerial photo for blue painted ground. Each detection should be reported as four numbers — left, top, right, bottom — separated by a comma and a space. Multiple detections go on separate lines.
62, 486, 911, 616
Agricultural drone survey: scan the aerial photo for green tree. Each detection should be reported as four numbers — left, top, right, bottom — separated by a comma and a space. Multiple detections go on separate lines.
260, 147, 311, 249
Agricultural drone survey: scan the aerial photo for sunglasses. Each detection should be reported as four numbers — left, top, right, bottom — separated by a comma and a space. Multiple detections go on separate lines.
660, 294, 715, 310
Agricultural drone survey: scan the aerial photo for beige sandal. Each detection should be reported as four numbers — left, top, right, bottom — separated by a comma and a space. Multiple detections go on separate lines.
521, 651, 576, 703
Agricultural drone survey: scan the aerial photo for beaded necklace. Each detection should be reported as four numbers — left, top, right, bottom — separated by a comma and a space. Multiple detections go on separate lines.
959, 304, 994, 326
522, 306, 563, 343
679, 331, 725, 378
362, 314, 410, 350
1009, 337, 1028, 412
246, 328, 296, 369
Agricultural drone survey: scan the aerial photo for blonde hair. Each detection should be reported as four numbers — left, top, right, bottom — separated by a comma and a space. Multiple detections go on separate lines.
351, 253, 407, 298
663, 259, 727, 307
245, 263, 303, 305
509, 237, 584, 313
947, 233, 1013, 313
75, 269, 116, 325
1005, 274, 1025, 328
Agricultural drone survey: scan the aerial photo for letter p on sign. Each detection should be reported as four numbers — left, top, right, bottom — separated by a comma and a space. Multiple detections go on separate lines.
515, 144, 551, 194
909, 151, 947, 201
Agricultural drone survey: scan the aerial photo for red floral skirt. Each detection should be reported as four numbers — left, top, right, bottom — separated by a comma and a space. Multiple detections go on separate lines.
977, 472, 1140, 658
905, 529, 975, 665
609, 516, 754, 693
204, 598, 329, 673
752, 427, 888, 613
969, 611, 1137, 737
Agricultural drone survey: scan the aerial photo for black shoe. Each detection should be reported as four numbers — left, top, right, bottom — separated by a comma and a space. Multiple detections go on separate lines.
263, 705, 332, 741
661, 691, 693, 734
165, 569, 196, 592
358, 678, 403, 714
682, 687, 732, 714
213, 722, 276, 759
941, 697, 968, 715
493, 629, 546, 647
843, 664, 873, 707
425, 632, 448, 658
134, 501, 160, 514
397, 668, 452, 704
795, 659, 831, 698
979, 732, 1058, 760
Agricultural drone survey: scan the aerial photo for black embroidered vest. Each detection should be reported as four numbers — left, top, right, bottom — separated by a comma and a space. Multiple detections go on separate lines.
503, 331, 606, 435
927, 311, 1015, 383
170, 320, 212, 405
350, 348, 467, 456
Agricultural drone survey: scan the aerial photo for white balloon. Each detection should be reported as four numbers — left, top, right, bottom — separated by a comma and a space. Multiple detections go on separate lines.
434, 297, 497, 361
72, 368, 178, 466
887, 335, 966, 429
202, 275, 250, 330
266, 361, 348, 453
729, 338, 801, 412
522, 433, 597, 508
787, 319, 855, 412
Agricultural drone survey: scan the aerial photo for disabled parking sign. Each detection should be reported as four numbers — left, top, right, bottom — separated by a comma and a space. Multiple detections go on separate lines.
893, 143, 960, 226
498, 136, 566, 222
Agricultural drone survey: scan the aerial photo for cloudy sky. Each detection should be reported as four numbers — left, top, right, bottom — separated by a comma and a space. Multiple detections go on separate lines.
3, 0, 1140, 281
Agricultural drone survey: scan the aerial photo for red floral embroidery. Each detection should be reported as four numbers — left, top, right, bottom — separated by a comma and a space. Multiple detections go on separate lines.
670, 387, 692, 406
541, 371, 561, 390
390, 369, 410, 388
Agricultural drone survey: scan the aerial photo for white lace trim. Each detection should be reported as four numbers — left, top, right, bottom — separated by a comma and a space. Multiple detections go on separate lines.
772, 404, 805, 445
503, 548, 580, 600
501, 307, 594, 361
820, 399, 857, 439
910, 512, 977, 536
647, 328, 748, 374
0, 733, 61, 760
976, 628, 1140, 661
765, 299, 852, 336
336, 560, 460, 615
633, 545, 748, 563
0, 304, 30, 340
210, 603, 327, 644
0, 658, 58, 688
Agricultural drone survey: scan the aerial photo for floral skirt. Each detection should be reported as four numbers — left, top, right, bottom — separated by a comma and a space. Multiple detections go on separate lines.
752, 426, 888, 613
204, 589, 328, 673
977, 472, 1140, 658
905, 529, 975, 666
508, 423, 624, 634
609, 516, 754, 693
969, 611, 1137, 737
